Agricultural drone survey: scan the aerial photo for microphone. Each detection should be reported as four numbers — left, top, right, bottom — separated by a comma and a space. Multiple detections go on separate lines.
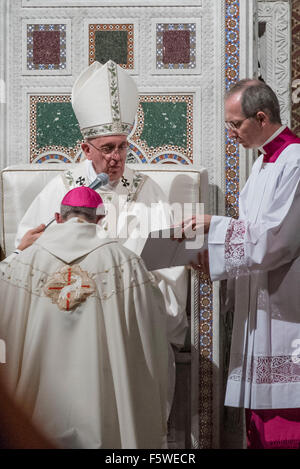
44, 172, 109, 229
88, 172, 109, 190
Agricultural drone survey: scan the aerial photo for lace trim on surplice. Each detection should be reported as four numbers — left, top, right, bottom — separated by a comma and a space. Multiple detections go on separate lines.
228, 355, 300, 384
224, 219, 249, 278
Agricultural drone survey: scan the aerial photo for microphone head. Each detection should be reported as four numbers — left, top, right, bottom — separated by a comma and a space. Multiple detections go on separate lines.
97, 173, 109, 184
89, 172, 109, 190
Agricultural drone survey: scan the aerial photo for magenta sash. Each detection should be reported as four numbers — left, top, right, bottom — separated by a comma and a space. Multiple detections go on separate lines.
246, 408, 300, 449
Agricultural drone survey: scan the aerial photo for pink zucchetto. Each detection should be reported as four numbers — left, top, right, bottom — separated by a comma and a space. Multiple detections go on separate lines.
61, 187, 105, 215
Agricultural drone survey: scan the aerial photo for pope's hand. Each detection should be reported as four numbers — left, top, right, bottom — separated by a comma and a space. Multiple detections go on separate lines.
17, 224, 46, 251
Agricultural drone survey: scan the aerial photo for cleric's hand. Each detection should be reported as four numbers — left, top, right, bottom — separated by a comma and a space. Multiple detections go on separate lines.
190, 249, 210, 277
181, 214, 212, 237
17, 224, 46, 251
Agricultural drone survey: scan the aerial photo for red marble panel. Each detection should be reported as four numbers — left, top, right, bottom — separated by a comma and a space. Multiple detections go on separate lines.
33, 31, 60, 65
162, 30, 190, 64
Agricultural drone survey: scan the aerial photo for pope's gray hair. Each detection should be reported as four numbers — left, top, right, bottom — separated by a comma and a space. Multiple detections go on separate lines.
226, 79, 281, 124
60, 204, 98, 223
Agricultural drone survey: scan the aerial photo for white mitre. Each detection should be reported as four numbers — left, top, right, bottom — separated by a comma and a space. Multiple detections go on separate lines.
72, 60, 139, 139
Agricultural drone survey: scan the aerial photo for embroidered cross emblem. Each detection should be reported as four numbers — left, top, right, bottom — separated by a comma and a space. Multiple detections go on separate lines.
44, 265, 96, 312
121, 176, 130, 188
76, 176, 86, 186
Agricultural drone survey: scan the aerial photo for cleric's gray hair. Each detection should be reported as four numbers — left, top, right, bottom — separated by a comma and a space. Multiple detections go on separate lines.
60, 204, 98, 223
226, 78, 281, 124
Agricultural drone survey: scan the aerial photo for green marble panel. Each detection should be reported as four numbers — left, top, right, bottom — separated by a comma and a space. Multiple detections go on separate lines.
95, 31, 128, 64
36, 102, 82, 148
140, 102, 187, 148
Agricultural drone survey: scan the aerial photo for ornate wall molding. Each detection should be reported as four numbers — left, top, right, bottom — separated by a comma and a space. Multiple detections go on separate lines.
22, 0, 202, 6
239, 0, 258, 188
291, 0, 300, 136
257, 1, 291, 127
0, 0, 9, 169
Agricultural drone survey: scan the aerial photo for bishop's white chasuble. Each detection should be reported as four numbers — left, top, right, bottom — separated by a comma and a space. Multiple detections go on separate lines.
15, 160, 188, 414
0, 218, 168, 449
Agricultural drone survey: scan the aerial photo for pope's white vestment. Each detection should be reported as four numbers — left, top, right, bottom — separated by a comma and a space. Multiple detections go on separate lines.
15, 160, 188, 414
208, 128, 300, 410
0, 218, 168, 449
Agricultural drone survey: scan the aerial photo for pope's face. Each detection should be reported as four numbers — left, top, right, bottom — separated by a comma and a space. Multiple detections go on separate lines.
82, 135, 128, 181
225, 92, 265, 149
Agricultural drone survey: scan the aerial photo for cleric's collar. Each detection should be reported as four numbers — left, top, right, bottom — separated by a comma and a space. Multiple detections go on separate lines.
258, 125, 286, 155
259, 126, 300, 163
37, 217, 115, 264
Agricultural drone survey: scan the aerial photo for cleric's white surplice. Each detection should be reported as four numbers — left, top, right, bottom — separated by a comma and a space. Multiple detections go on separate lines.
208, 128, 300, 410
15, 160, 188, 413
0, 218, 168, 449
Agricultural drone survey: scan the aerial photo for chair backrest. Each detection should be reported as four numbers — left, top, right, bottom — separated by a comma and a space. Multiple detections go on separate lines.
0, 163, 208, 257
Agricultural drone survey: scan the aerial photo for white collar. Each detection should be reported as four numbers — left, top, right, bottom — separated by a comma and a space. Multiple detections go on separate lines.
258, 125, 287, 154
37, 217, 116, 264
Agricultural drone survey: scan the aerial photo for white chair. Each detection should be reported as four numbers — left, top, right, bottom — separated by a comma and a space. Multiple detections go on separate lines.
0, 163, 208, 257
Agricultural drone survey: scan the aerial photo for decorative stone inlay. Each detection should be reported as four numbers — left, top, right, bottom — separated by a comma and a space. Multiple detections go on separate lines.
141, 102, 187, 147
27, 23, 66, 71
258, 2, 290, 128
129, 94, 193, 164
30, 95, 83, 163
33, 30, 60, 65
225, 0, 240, 219
197, 269, 213, 449
89, 24, 134, 69
156, 23, 196, 69
163, 30, 190, 64
127, 143, 146, 164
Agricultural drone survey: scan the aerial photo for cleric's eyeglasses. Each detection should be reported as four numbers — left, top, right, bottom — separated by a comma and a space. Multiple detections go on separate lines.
225, 117, 250, 131
88, 141, 128, 157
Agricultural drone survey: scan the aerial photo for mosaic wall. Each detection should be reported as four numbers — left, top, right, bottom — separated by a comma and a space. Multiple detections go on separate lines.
29, 95, 82, 163
29, 93, 194, 165
25, 17, 199, 165
27, 23, 66, 71
88, 23, 134, 69
198, 271, 213, 448
225, 0, 240, 219
130, 94, 193, 164
156, 23, 196, 70
22, 19, 71, 75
